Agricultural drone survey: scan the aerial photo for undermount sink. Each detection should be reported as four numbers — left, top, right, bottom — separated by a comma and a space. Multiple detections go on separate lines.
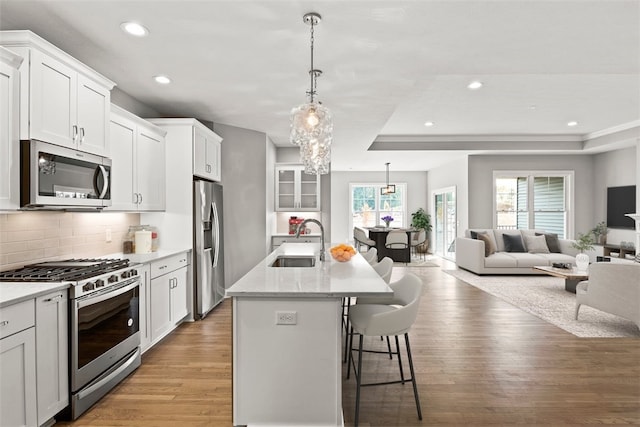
270, 256, 316, 268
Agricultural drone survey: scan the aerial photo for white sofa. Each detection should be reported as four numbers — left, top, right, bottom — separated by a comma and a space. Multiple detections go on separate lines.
456, 229, 586, 275
575, 262, 640, 329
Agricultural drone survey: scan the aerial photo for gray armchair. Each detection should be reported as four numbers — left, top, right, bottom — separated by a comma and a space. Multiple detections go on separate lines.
575, 262, 640, 329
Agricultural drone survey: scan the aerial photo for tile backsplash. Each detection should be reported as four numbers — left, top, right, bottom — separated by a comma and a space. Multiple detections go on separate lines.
0, 211, 140, 271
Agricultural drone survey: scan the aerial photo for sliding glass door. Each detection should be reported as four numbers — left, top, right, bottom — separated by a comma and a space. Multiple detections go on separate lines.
433, 186, 456, 261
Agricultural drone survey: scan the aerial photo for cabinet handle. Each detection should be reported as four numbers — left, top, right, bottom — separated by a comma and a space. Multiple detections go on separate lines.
139, 193, 143, 204
0, 320, 8, 327
159, 265, 167, 270
72, 125, 78, 143
44, 294, 64, 302
80, 127, 85, 143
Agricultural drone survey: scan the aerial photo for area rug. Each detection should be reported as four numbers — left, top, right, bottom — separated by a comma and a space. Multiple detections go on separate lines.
394, 255, 440, 267
444, 269, 640, 338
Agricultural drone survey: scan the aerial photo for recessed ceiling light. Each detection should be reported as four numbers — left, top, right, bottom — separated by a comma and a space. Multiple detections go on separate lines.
567, 121, 578, 127
153, 75, 171, 85
467, 81, 483, 90
120, 22, 149, 37
424, 121, 434, 127
529, 105, 537, 110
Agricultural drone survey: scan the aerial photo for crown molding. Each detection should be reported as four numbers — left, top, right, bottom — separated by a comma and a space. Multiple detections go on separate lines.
583, 120, 640, 141
370, 134, 583, 151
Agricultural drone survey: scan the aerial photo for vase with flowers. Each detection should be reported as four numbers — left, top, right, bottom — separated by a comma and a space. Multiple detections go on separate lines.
381, 215, 394, 228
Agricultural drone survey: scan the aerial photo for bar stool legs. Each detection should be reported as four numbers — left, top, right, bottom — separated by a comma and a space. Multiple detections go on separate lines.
348, 332, 423, 427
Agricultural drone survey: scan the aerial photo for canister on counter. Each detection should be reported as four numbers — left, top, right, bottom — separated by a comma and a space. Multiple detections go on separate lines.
134, 230, 152, 254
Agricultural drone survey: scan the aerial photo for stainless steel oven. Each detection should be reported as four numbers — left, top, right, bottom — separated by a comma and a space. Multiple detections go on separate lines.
20, 139, 111, 209
70, 274, 141, 418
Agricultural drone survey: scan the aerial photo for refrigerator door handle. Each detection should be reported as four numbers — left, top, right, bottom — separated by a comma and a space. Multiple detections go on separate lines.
212, 201, 220, 268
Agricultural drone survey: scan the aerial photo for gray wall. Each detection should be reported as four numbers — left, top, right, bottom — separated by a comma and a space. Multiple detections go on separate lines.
330, 170, 428, 243
110, 87, 161, 118
214, 123, 271, 287
467, 154, 595, 237
593, 145, 637, 245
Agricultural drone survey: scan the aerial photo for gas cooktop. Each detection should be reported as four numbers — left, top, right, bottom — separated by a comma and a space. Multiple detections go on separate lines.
0, 258, 130, 282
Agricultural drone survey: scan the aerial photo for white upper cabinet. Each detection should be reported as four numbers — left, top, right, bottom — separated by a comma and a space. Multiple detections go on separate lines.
193, 125, 222, 182
148, 118, 223, 183
275, 164, 321, 211
0, 30, 115, 156
109, 105, 166, 211
0, 47, 23, 210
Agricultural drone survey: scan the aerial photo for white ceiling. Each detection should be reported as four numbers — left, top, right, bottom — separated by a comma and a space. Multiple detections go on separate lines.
1, 0, 639, 171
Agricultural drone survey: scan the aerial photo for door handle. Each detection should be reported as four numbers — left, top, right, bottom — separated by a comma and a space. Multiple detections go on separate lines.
97, 165, 109, 199
212, 201, 219, 268
79, 127, 85, 144
72, 125, 78, 143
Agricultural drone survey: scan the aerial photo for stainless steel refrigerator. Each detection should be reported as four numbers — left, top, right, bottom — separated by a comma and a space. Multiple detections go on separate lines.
193, 179, 225, 319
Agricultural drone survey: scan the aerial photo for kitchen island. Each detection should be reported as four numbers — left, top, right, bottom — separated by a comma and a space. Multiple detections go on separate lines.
226, 242, 392, 427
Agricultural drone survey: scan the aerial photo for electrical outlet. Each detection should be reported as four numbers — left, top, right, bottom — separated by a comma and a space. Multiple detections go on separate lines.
276, 311, 297, 325
105, 228, 112, 242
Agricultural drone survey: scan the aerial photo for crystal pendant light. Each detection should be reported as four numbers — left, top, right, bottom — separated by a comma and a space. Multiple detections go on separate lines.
290, 12, 333, 175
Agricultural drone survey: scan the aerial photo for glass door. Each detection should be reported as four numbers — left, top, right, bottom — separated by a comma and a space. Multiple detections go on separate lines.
433, 186, 456, 261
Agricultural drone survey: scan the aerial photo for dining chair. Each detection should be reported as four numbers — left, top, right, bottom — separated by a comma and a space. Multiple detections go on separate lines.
354, 227, 376, 252
385, 230, 408, 250
346, 273, 424, 426
410, 229, 426, 260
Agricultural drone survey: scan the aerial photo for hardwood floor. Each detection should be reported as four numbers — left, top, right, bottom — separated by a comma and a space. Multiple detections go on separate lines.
58, 262, 640, 426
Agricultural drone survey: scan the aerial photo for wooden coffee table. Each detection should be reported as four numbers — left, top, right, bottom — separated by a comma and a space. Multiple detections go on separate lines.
533, 265, 589, 293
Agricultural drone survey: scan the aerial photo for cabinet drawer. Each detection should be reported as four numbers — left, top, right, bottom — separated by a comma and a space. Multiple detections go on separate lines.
151, 252, 189, 278
0, 299, 35, 340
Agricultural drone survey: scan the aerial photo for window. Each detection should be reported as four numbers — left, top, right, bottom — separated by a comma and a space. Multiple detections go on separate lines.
351, 183, 407, 229
494, 171, 573, 238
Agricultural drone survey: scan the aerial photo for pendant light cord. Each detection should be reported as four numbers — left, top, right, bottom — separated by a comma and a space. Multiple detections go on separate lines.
309, 19, 316, 103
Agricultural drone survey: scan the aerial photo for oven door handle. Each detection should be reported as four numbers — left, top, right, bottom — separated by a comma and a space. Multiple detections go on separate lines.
77, 280, 139, 309
76, 348, 140, 400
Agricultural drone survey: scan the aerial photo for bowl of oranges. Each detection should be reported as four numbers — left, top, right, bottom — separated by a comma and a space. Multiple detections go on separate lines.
330, 244, 357, 262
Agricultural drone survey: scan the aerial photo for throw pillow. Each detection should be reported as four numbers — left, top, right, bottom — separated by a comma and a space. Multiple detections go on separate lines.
524, 235, 550, 253
477, 233, 496, 257
535, 232, 561, 253
502, 233, 525, 252
470, 230, 486, 240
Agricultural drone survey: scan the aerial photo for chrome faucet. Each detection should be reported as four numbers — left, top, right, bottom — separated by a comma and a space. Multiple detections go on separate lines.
296, 218, 326, 261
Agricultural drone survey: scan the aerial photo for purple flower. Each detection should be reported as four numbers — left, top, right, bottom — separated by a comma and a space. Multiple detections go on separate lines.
381, 215, 394, 223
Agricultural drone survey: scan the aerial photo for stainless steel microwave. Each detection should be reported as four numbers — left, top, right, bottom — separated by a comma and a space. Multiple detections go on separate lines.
20, 140, 112, 209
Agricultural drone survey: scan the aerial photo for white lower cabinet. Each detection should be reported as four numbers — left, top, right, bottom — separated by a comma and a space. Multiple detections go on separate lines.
0, 300, 37, 427
35, 290, 68, 425
147, 252, 190, 347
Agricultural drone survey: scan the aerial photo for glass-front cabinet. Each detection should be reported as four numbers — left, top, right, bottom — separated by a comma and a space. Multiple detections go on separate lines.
275, 164, 320, 211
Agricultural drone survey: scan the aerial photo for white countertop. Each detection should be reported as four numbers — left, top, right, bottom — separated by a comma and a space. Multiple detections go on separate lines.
0, 282, 70, 308
226, 243, 392, 298
0, 248, 191, 307
111, 247, 191, 264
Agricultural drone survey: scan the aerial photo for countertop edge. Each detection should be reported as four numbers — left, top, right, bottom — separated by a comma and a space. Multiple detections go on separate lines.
0, 282, 70, 308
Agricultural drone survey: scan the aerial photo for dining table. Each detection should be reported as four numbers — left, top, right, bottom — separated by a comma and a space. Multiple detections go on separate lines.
366, 227, 414, 263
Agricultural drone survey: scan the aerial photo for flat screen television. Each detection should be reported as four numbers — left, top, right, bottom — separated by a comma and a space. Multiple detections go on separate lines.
606, 185, 636, 229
